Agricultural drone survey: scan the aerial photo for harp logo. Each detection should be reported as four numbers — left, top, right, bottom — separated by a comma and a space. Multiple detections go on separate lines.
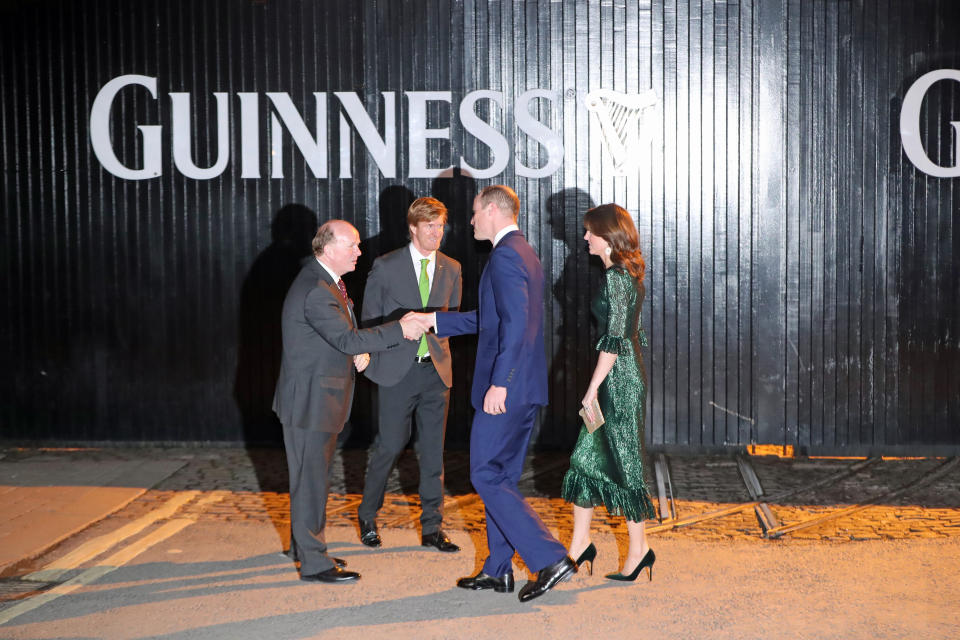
585, 89, 658, 177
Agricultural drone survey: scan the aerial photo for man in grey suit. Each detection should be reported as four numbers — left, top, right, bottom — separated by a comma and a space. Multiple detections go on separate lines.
357, 197, 463, 553
273, 219, 423, 583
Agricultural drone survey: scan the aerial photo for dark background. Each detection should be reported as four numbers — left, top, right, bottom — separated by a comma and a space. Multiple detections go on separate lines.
1, 0, 958, 455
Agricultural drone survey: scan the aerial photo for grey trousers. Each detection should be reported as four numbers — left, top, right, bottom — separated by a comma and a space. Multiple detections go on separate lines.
283, 425, 337, 575
358, 362, 450, 533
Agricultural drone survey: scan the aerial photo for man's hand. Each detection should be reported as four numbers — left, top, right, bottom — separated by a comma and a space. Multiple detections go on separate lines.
400, 312, 427, 340
483, 385, 507, 415
411, 311, 435, 332
400, 312, 433, 340
354, 353, 370, 372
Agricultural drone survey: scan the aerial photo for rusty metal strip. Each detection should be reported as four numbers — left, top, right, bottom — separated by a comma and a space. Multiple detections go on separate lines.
654, 453, 677, 521
736, 455, 780, 534
647, 457, 880, 534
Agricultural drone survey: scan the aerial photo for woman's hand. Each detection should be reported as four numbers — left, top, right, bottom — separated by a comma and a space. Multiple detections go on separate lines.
581, 387, 598, 422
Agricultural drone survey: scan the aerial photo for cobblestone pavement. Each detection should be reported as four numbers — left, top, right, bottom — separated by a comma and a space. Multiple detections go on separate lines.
4, 446, 958, 547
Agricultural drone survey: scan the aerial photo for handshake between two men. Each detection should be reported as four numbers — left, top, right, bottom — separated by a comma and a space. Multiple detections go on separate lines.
353, 312, 434, 374
399, 311, 434, 341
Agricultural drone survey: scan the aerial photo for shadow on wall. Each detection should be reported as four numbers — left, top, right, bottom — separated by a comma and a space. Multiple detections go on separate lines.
431, 167, 479, 276
351, 185, 418, 315
432, 168, 479, 450
539, 188, 598, 449
341, 185, 418, 451
233, 204, 318, 451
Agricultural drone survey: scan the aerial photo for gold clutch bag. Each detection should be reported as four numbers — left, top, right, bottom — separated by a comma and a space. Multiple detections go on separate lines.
578, 398, 605, 433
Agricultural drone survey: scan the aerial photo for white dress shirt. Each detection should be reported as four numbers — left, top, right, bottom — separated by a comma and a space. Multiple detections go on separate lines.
493, 223, 520, 247
409, 243, 437, 294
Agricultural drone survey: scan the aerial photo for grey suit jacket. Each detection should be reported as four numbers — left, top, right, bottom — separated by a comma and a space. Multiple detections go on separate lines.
361, 246, 462, 388
273, 258, 405, 432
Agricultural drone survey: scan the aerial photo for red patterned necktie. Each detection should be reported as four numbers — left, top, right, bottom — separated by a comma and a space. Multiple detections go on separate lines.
336, 279, 349, 303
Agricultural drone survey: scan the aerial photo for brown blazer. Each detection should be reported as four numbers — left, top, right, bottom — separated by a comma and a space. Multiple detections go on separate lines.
360, 247, 462, 388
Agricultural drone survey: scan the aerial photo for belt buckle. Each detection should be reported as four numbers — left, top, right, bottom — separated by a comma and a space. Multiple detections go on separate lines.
415, 354, 431, 363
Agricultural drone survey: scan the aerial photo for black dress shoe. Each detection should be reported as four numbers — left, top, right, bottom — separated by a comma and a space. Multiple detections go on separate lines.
517, 556, 576, 603
358, 518, 382, 548
456, 570, 515, 593
300, 566, 360, 583
421, 530, 460, 553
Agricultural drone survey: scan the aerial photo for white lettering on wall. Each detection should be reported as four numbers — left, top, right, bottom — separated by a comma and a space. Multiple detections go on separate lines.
238, 93, 260, 179
336, 92, 396, 179
89, 75, 162, 180
900, 69, 960, 178
515, 90, 564, 179
459, 90, 509, 179
170, 92, 230, 179
407, 91, 453, 179
267, 92, 327, 179
88, 75, 565, 180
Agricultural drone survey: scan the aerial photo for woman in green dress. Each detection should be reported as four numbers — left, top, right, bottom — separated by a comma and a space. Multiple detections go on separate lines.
560, 203, 657, 582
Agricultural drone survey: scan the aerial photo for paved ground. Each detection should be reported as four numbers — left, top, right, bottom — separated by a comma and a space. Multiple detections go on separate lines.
0, 445, 959, 638
0, 457, 186, 575
16, 446, 950, 546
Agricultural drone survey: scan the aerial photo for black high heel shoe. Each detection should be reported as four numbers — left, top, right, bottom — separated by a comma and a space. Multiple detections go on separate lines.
573, 543, 597, 576
605, 548, 655, 582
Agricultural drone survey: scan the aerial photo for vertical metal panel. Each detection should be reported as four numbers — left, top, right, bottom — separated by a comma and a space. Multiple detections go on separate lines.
1, 0, 958, 454
781, 0, 960, 454
754, 0, 787, 445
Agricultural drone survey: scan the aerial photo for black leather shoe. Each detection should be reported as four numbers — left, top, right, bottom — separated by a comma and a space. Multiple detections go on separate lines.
300, 566, 360, 583
358, 518, 382, 548
517, 556, 576, 603
421, 530, 460, 553
456, 570, 515, 593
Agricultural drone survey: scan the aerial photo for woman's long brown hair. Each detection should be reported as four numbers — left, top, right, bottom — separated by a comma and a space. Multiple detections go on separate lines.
584, 203, 645, 282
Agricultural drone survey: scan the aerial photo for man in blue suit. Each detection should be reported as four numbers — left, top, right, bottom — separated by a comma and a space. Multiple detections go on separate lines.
413, 185, 575, 603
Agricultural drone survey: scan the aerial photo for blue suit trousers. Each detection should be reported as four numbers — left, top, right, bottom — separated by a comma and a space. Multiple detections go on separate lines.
470, 402, 567, 576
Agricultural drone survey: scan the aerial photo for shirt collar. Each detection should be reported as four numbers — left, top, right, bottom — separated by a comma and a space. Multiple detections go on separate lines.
316, 257, 340, 283
408, 243, 436, 262
493, 224, 520, 247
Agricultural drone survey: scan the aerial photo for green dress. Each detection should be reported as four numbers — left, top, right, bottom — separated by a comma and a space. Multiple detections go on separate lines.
561, 266, 656, 522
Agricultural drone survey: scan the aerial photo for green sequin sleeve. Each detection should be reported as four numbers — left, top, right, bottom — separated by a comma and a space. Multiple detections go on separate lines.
595, 269, 631, 354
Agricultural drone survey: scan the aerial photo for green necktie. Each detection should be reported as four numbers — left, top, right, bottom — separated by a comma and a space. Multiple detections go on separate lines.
417, 258, 430, 357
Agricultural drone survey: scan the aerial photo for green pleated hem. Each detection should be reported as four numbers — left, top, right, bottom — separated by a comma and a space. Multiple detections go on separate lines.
561, 468, 657, 522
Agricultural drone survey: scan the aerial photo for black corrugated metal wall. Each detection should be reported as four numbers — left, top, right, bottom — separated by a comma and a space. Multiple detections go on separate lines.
2, 0, 958, 454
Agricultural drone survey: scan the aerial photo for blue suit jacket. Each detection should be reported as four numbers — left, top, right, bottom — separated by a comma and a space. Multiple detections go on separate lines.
436, 230, 548, 410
